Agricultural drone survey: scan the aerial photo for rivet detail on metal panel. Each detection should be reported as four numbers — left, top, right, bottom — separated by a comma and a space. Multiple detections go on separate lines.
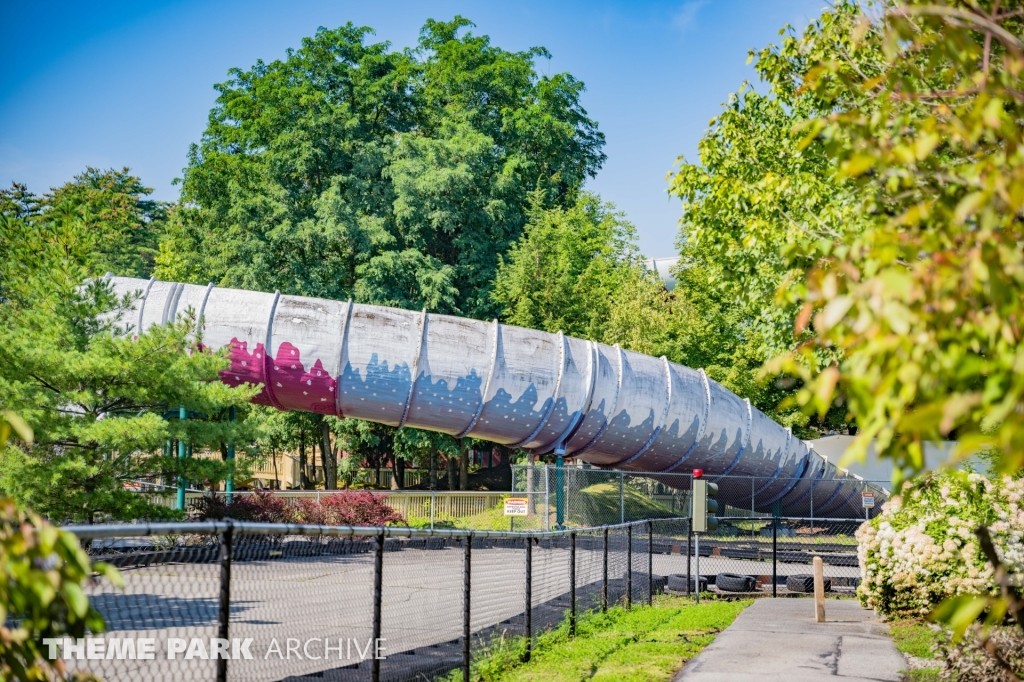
334, 299, 355, 419
712, 398, 753, 480
752, 426, 794, 496
555, 341, 599, 455
511, 331, 566, 449
610, 356, 673, 468
761, 438, 809, 507
135, 277, 156, 337
398, 309, 428, 429
457, 319, 500, 438
658, 367, 712, 473
571, 344, 624, 456
262, 291, 283, 410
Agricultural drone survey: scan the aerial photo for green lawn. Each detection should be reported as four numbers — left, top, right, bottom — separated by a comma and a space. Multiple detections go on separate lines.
447, 596, 750, 682
889, 619, 945, 682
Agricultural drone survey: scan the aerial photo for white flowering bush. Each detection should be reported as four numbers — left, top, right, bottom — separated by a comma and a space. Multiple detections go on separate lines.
856, 472, 1024, 617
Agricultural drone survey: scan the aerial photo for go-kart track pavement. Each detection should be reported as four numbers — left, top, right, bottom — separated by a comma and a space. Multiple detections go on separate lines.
77, 545, 860, 682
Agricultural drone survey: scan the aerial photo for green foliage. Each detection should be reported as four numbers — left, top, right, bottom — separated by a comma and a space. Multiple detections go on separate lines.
0, 199, 255, 522
493, 192, 642, 340
157, 17, 603, 321
0, 497, 122, 681
750, 0, 1024, 479
1, 169, 168, 282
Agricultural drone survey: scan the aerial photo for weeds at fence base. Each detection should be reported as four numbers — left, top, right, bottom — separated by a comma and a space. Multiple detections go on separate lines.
445, 595, 751, 682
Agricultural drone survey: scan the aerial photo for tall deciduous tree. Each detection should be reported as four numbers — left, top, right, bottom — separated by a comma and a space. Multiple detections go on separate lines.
157, 17, 604, 320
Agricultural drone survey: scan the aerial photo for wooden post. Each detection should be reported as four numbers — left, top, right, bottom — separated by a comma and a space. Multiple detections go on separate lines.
813, 556, 826, 623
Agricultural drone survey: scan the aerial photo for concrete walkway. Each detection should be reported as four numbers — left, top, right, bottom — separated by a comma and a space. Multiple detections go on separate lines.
675, 598, 907, 682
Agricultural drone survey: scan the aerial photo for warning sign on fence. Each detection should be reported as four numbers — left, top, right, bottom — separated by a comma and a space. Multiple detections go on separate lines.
504, 498, 529, 516
862, 491, 875, 508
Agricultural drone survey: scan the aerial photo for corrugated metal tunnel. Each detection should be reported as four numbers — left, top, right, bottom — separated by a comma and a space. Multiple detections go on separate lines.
107, 275, 885, 518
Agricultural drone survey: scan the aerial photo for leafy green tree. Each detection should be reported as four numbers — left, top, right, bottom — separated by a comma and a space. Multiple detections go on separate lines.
493, 192, 642, 340
0, 206, 254, 522
157, 17, 604, 320
747, 0, 1024, 480
1, 169, 168, 281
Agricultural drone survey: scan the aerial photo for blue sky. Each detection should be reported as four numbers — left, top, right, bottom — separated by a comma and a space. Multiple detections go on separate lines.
0, 0, 825, 257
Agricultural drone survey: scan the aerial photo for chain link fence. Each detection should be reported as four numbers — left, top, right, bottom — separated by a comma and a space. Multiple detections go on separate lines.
55, 511, 866, 682
511, 465, 889, 528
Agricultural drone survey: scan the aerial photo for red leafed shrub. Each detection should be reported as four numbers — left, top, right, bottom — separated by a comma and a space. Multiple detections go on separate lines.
195, 491, 405, 526
193, 489, 291, 523
318, 492, 405, 526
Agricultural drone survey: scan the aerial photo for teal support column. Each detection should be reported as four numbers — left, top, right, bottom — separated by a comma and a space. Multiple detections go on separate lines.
176, 406, 187, 511
225, 406, 236, 504
555, 453, 565, 528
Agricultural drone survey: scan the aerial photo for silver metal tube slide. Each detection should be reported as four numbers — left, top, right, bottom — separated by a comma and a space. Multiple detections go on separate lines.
106, 276, 884, 517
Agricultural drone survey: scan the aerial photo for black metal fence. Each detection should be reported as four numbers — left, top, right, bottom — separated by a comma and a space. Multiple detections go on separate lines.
60, 515, 865, 682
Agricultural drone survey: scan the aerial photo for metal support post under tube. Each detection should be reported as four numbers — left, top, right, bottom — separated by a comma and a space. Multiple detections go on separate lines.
602, 528, 608, 612
524, 537, 533, 662
555, 454, 566, 528
544, 466, 550, 532
619, 471, 625, 524
569, 532, 576, 636
772, 516, 778, 598
215, 523, 233, 682
648, 520, 653, 606
626, 524, 632, 610
372, 533, 384, 682
463, 534, 471, 682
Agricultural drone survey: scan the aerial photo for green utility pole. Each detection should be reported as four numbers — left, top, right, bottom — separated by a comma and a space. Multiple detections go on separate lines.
225, 406, 236, 504
555, 453, 566, 528
176, 406, 187, 511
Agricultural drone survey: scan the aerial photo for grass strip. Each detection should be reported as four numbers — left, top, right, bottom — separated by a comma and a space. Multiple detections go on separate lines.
446, 595, 750, 682
889, 618, 945, 682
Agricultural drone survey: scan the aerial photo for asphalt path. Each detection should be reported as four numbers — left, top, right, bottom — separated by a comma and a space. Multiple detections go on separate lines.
75, 543, 859, 682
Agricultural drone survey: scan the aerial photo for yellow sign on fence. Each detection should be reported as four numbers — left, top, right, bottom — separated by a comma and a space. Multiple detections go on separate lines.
503, 497, 529, 516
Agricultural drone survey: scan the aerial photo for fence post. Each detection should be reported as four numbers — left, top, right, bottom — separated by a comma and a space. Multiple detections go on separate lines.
694, 533, 700, 605
463, 533, 471, 682
626, 524, 632, 610
602, 528, 608, 612
430, 489, 435, 530
750, 477, 755, 536
647, 520, 653, 606
772, 515, 778, 598
372, 532, 384, 682
569, 531, 576, 636
686, 520, 692, 597
544, 466, 550, 532
215, 522, 233, 682
619, 471, 625, 524
524, 537, 532, 662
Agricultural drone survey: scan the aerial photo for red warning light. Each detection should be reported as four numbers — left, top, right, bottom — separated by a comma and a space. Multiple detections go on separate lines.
693, 469, 703, 479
